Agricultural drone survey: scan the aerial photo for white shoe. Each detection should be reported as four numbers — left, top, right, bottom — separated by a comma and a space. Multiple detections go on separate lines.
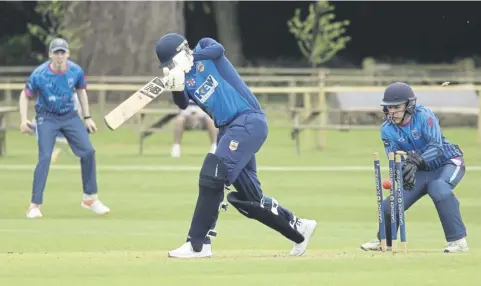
360, 240, 392, 251
81, 195, 110, 215
444, 238, 469, 253
290, 218, 317, 256
171, 144, 181, 158
26, 204, 43, 219
168, 242, 212, 258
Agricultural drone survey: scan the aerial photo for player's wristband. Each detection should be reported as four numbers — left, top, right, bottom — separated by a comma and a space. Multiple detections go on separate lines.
84, 116, 92, 120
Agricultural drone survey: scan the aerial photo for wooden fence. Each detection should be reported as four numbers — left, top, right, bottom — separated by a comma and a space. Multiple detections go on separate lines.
0, 82, 479, 150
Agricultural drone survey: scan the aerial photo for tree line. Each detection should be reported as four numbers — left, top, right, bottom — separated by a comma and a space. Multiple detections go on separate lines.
0, 1, 350, 76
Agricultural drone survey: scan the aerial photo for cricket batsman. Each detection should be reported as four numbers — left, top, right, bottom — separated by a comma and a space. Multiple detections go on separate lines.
155, 33, 317, 258
361, 82, 468, 253
19, 38, 110, 218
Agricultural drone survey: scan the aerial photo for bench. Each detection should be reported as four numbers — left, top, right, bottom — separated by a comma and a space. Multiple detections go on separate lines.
0, 106, 19, 157
137, 108, 180, 155
290, 89, 480, 153
332, 89, 480, 130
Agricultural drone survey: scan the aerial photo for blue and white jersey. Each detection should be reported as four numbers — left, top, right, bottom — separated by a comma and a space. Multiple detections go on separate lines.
381, 105, 463, 170
24, 60, 87, 116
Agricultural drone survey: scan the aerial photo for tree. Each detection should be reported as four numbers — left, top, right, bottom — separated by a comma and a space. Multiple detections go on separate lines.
26, 1, 185, 76
0, 34, 37, 65
211, 1, 244, 66
27, 0, 92, 62
287, 1, 350, 66
64, 1, 185, 76
188, 1, 244, 66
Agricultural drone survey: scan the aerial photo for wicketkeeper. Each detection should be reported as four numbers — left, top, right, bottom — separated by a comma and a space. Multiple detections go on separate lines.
361, 82, 468, 253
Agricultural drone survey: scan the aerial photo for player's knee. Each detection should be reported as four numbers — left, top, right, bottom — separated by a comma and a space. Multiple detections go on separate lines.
203, 116, 214, 128
428, 179, 453, 202
199, 153, 228, 192
38, 152, 52, 164
176, 114, 187, 122
77, 146, 95, 159
174, 115, 186, 125
232, 171, 262, 202
227, 192, 251, 217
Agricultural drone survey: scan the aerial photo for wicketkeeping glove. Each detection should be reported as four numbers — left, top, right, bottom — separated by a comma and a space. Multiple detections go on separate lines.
402, 163, 416, 190
405, 151, 426, 170
402, 151, 425, 190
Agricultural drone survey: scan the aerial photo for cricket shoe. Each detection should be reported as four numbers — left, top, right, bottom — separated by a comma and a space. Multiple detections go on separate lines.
26, 204, 43, 219
290, 218, 317, 256
81, 195, 110, 215
444, 238, 469, 253
360, 240, 392, 251
168, 242, 212, 258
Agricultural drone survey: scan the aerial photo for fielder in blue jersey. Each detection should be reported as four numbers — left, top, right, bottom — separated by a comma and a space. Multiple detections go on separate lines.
30, 92, 82, 163
155, 33, 317, 258
19, 38, 110, 219
361, 82, 468, 253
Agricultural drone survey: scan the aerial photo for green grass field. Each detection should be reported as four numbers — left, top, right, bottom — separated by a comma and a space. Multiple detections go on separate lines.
1, 112, 480, 285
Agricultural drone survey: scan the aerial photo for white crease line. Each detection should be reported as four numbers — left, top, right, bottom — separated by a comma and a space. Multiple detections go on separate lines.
0, 164, 480, 172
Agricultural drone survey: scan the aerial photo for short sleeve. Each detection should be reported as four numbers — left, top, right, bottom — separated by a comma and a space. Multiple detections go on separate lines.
24, 73, 38, 97
75, 68, 87, 89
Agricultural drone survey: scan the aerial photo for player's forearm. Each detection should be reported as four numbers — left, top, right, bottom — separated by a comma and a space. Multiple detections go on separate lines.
420, 146, 442, 162
172, 91, 189, 109
76, 89, 91, 117
19, 90, 29, 122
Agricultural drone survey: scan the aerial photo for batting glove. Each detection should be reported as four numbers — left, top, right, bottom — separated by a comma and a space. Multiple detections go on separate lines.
163, 67, 185, 92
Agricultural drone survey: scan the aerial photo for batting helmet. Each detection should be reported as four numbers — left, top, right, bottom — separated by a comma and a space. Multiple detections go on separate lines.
155, 33, 189, 68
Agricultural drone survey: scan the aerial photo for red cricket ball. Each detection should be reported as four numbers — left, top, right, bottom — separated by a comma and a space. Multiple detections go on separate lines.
382, 178, 392, 190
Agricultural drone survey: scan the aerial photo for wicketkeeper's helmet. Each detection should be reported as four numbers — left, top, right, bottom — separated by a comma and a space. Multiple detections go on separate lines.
381, 82, 417, 117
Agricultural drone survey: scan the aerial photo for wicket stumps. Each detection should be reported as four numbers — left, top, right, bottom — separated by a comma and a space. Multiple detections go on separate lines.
373, 151, 407, 253
373, 152, 387, 251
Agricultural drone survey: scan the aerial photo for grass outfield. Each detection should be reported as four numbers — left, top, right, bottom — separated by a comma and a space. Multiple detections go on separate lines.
0, 117, 480, 285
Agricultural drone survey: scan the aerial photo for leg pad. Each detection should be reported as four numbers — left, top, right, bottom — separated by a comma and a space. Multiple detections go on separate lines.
227, 192, 304, 243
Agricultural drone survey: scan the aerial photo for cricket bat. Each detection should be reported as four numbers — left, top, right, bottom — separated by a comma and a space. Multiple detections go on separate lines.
104, 76, 168, 130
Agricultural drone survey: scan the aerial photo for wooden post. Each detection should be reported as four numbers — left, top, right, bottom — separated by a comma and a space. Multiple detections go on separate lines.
288, 80, 296, 119
98, 90, 106, 118
288, 80, 302, 154
303, 91, 312, 149
317, 70, 327, 150
5, 87, 12, 105
260, 79, 268, 108
478, 89, 481, 144
4, 86, 12, 129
